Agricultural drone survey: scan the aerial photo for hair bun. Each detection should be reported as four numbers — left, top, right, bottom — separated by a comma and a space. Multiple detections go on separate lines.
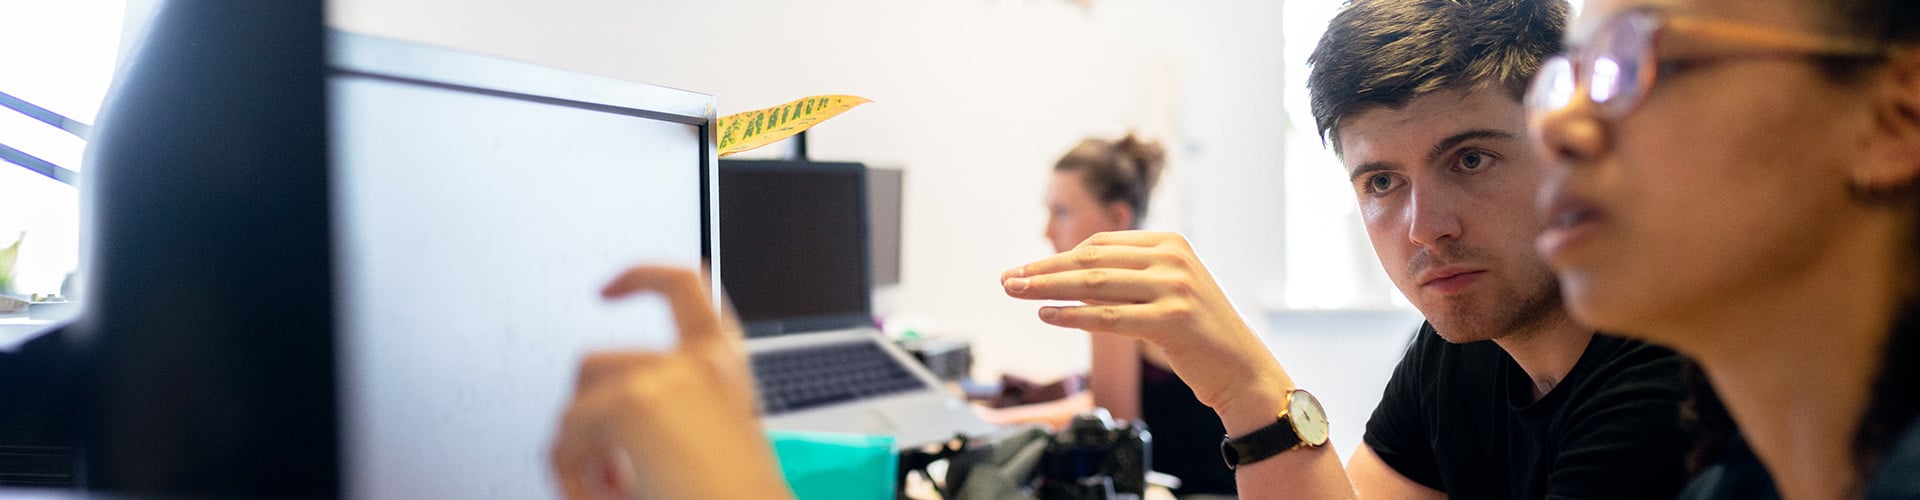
1115, 133, 1167, 191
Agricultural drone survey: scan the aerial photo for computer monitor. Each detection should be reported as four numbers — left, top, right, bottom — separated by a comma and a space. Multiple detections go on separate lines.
76, 1, 716, 497
329, 32, 714, 500
717, 160, 870, 337
867, 167, 903, 287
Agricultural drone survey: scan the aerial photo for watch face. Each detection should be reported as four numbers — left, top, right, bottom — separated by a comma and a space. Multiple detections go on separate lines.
1288, 390, 1330, 446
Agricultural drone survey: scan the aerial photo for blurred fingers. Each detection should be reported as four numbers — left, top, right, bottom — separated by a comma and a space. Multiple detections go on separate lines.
551, 388, 615, 500
1002, 268, 1164, 303
1035, 302, 1193, 336
600, 265, 731, 350
1074, 230, 1184, 248
1001, 245, 1161, 285
572, 352, 664, 396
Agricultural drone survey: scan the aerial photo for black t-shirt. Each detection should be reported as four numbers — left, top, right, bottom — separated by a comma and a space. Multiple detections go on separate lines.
1362, 323, 1692, 499
1140, 358, 1236, 495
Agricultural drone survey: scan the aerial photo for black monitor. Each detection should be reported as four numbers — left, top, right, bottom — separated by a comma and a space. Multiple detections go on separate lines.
73, 1, 717, 497
717, 159, 870, 337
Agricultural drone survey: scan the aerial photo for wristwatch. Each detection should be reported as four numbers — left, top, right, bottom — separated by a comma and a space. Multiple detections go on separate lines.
1219, 389, 1329, 470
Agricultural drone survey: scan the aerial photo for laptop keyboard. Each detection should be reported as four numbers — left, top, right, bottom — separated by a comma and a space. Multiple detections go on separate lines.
750, 341, 928, 415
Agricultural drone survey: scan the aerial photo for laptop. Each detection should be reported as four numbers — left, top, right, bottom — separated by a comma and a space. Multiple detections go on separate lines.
718, 159, 998, 449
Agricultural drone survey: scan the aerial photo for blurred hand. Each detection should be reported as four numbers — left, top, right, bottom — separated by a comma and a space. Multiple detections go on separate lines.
1000, 231, 1293, 431
550, 265, 792, 500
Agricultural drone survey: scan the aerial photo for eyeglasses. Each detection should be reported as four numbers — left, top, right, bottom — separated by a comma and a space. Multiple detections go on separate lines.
1526, 6, 1884, 122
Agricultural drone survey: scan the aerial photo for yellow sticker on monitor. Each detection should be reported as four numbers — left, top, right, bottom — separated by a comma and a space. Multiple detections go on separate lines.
717, 95, 871, 157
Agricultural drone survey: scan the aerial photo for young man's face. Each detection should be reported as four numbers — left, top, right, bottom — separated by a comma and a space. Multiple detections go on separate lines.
1338, 88, 1563, 343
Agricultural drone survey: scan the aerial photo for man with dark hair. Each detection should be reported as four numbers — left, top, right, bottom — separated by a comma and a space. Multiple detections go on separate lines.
1302, 0, 1695, 497
999, 0, 1695, 498
1307, 0, 1567, 152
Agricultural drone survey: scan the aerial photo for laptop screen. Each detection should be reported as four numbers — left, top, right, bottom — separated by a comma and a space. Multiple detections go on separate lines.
718, 160, 871, 337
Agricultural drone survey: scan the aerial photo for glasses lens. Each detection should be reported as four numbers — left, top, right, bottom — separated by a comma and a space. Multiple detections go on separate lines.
1591, 56, 1623, 102
1527, 55, 1575, 117
1593, 10, 1657, 118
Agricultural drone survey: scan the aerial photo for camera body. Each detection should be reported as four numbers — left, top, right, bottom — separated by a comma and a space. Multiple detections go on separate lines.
1038, 409, 1152, 500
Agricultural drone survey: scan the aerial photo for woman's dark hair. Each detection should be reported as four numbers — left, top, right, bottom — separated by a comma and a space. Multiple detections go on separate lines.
1052, 134, 1166, 228
1856, 301, 1920, 476
1814, 0, 1920, 79
1814, 0, 1920, 479
1680, 360, 1736, 474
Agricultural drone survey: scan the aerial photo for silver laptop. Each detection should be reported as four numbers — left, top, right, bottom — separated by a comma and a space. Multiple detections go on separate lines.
718, 159, 997, 449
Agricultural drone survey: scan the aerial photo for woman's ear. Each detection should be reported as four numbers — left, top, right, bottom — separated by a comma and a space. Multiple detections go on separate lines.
1106, 201, 1136, 230
1857, 49, 1920, 191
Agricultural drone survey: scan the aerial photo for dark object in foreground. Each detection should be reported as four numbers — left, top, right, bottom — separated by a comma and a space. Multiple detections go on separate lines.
1039, 409, 1151, 500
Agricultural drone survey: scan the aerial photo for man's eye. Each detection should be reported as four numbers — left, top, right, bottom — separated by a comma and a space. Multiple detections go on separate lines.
1367, 174, 1396, 193
1457, 151, 1493, 172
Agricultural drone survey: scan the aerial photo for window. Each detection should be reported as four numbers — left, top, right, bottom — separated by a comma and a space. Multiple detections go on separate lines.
1279, 1, 1404, 310
0, 1, 126, 297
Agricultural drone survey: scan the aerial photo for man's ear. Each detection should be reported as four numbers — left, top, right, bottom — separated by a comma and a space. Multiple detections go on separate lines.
1857, 49, 1920, 191
1107, 201, 1136, 230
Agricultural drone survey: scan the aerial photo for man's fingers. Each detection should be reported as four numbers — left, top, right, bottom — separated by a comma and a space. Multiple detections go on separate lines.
572, 352, 665, 396
1035, 303, 1187, 336
551, 388, 614, 500
1074, 230, 1182, 249
602, 264, 707, 299
715, 291, 747, 347
550, 441, 589, 500
1002, 244, 1160, 282
600, 265, 733, 350
1002, 268, 1163, 303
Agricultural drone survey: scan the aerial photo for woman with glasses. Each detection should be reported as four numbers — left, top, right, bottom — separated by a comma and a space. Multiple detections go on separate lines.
1529, 0, 1920, 498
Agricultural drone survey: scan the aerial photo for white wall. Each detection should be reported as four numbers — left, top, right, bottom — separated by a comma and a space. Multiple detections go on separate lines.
1263, 309, 1424, 457
327, 0, 1291, 380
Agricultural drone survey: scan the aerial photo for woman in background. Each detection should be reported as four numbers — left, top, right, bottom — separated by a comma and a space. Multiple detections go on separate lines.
1528, 0, 1920, 496
980, 134, 1237, 496
547, 136, 1240, 499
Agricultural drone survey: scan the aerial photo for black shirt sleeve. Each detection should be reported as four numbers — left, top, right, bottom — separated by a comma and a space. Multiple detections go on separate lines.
1362, 323, 1446, 491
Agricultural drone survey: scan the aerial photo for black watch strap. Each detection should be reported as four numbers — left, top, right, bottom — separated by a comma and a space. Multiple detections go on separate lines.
1220, 416, 1304, 471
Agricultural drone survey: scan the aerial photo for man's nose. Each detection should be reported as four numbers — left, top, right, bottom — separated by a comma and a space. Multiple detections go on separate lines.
1407, 186, 1462, 249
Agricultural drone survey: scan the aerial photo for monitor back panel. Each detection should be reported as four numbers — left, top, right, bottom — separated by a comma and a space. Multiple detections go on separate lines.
329, 33, 715, 499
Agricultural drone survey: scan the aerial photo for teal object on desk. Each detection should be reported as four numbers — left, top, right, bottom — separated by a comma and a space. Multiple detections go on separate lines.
767, 430, 897, 500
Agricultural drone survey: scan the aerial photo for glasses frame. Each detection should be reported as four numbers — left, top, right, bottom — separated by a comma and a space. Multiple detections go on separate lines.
1528, 6, 1885, 122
